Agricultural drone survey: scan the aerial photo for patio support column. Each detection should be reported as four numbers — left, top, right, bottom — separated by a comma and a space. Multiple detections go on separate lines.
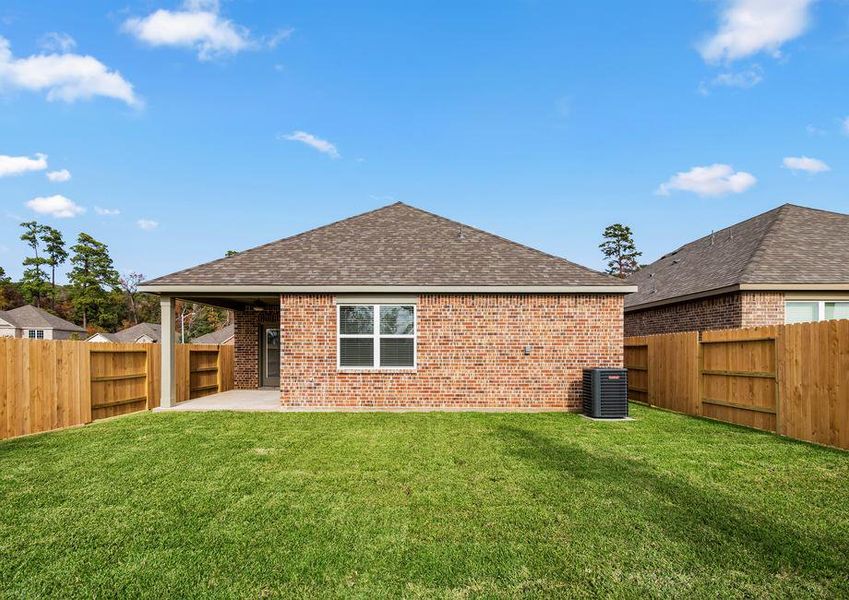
160, 295, 177, 408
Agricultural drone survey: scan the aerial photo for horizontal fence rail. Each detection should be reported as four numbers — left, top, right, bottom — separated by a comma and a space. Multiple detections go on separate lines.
0, 339, 235, 440
625, 319, 849, 450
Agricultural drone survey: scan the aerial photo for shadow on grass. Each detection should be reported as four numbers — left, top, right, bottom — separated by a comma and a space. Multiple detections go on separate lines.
493, 424, 844, 577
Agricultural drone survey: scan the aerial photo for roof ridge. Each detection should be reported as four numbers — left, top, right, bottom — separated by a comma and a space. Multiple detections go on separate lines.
655, 204, 787, 261
396, 203, 621, 282
739, 204, 791, 281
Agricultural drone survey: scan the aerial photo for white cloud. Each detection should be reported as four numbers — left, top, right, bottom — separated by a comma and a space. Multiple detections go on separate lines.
782, 156, 830, 173
280, 131, 340, 158
657, 164, 757, 197
806, 124, 826, 136
712, 65, 764, 88
0, 152, 47, 177
95, 206, 120, 216
46, 168, 71, 182
137, 218, 159, 230
265, 27, 294, 49
0, 36, 140, 107
38, 32, 76, 53
699, 0, 814, 63
122, 0, 252, 61
25, 194, 85, 218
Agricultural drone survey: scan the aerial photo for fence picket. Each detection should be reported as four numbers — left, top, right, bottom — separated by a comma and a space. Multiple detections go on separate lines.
625, 319, 849, 450
0, 340, 235, 441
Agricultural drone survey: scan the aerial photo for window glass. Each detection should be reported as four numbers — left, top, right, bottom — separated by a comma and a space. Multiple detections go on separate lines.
785, 302, 818, 324
380, 305, 414, 335
340, 338, 374, 367
825, 302, 849, 321
340, 306, 373, 335
380, 338, 414, 367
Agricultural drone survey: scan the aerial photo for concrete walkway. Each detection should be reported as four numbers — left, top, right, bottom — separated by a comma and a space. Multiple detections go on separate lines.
156, 389, 281, 412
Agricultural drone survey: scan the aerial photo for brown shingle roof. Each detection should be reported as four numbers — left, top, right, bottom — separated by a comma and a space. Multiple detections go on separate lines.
0, 305, 85, 332
626, 204, 849, 309
192, 324, 234, 344
143, 203, 628, 289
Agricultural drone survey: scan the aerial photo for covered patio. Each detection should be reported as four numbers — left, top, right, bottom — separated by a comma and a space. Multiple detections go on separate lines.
150, 292, 281, 409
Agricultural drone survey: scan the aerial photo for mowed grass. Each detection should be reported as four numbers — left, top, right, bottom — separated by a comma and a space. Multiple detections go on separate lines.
1, 405, 848, 599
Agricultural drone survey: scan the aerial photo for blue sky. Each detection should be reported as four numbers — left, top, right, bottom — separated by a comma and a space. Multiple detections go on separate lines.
1, 0, 847, 282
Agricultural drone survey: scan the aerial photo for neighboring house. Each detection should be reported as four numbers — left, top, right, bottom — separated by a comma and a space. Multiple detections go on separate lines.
0, 304, 86, 340
625, 204, 849, 336
192, 324, 234, 345
140, 202, 635, 410
87, 323, 161, 344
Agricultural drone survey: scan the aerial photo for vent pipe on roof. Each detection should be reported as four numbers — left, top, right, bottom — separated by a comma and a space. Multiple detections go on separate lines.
710, 230, 715, 246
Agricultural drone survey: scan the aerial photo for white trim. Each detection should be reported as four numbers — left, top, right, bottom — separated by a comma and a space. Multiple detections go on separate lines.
333, 294, 418, 305
337, 303, 417, 370
139, 284, 636, 294
627, 283, 849, 312
741, 283, 849, 291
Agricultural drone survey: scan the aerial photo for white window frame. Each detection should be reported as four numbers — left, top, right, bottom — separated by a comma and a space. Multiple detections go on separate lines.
785, 300, 849, 324
337, 304, 417, 370
28, 329, 44, 339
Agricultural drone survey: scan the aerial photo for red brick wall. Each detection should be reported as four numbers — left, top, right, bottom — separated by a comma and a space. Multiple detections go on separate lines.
278, 293, 624, 410
624, 291, 785, 336
740, 292, 785, 328
233, 309, 279, 389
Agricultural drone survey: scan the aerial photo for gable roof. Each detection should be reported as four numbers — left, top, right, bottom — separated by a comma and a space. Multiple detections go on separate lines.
191, 324, 234, 344
111, 322, 161, 343
0, 305, 86, 332
626, 204, 849, 310
141, 203, 632, 292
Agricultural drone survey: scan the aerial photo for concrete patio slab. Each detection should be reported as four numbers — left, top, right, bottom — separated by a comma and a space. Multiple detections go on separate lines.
155, 389, 281, 412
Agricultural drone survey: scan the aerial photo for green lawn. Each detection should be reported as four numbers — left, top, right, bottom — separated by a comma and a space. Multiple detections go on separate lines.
1, 406, 848, 598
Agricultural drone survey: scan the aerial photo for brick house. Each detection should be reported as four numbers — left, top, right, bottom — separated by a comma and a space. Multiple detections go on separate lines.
140, 203, 635, 410
625, 204, 849, 337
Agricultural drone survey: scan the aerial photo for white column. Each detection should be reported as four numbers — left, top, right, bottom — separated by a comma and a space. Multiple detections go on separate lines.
160, 295, 177, 408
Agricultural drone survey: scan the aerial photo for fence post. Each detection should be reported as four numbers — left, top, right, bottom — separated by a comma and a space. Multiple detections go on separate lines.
774, 331, 782, 436
696, 334, 703, 417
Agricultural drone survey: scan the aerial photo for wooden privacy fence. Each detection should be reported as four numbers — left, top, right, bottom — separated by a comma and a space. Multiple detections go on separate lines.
0, 339, 235, 440
625, 319, 849, 450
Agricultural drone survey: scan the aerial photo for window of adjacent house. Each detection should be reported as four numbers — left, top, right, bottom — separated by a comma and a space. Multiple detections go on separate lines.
28, 329, 44, 339
338, 304, 416, 368
785, 301, 849, 324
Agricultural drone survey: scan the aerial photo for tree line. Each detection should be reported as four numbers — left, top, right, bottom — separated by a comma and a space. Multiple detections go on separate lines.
0, 222, 228, 339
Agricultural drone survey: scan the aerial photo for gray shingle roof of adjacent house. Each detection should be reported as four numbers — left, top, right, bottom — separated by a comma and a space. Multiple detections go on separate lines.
626, 204, 849, 310
0, 305, 86, 332
93, 323, 161, 343
142, 203, 631, 290
191, 324, 234, 344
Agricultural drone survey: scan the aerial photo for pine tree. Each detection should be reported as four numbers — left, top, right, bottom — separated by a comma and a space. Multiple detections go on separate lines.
41, 225, 68, 310
68, 233, 119, 329
600, 224, 642, 278
19, 221, 50, 307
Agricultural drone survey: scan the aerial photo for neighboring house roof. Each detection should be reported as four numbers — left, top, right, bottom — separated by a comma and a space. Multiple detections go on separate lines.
141, 202, 632, 292
0, 304, 85, 332
87, 322, 161, 343
192, 324, 234, 344
626, 204, 849, 311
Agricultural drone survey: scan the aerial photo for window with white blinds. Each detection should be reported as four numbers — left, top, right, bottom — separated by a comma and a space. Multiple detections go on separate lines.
786, 301, 849, 324
338, 304, 416, 368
